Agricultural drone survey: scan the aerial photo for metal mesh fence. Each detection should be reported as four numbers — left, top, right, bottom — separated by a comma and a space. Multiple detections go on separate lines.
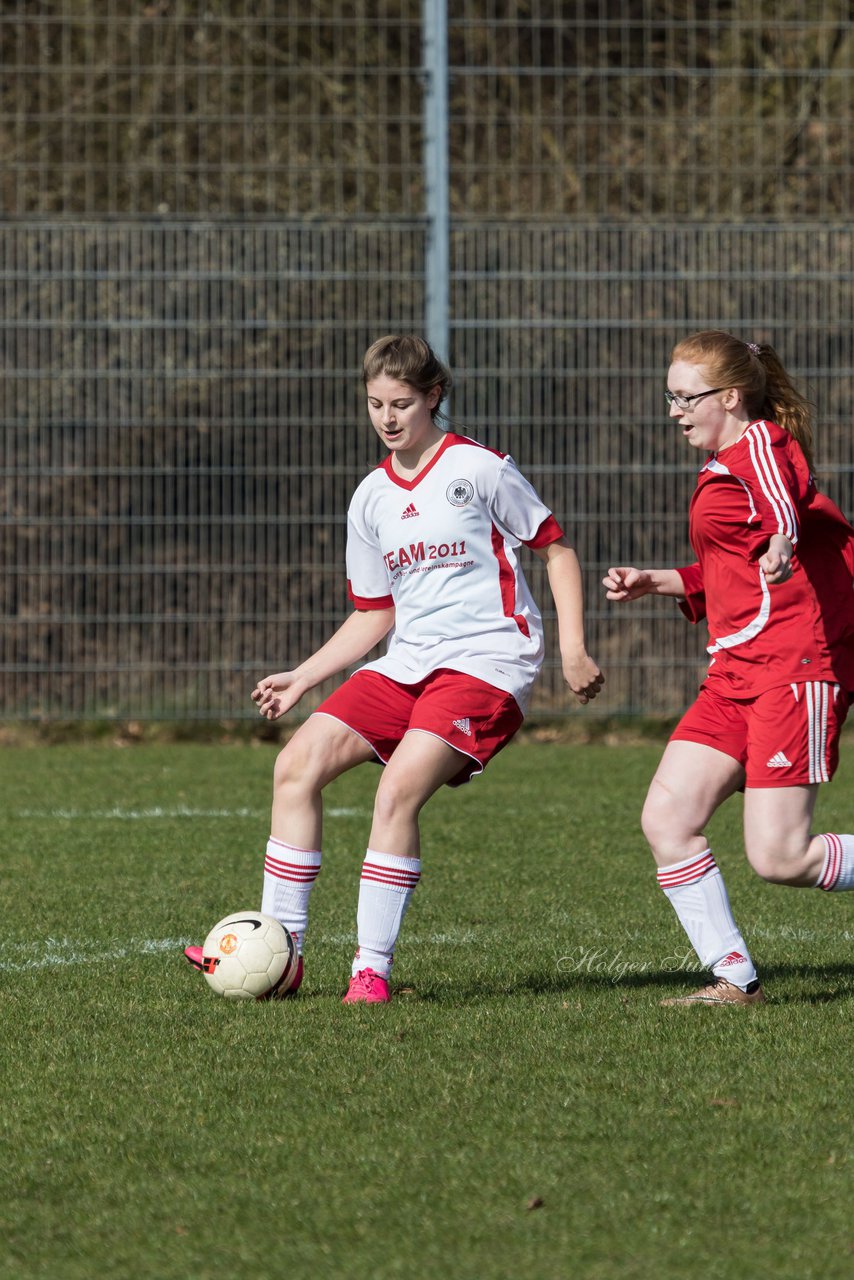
1, 2, 853, 721
450, 222, 854, 715
3, 220, 852, 720
0, 221, 425, 718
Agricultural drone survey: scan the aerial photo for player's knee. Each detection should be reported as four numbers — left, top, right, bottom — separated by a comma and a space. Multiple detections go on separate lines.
372, 771, 419, 826
747, 854, 795, 884
640, 788, 679, 853
640, 785, 709, 863
273, 736, 322, 797
745, 836, 809, 885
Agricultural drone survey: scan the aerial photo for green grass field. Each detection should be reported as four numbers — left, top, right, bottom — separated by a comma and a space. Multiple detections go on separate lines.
2, 739, 852, 1279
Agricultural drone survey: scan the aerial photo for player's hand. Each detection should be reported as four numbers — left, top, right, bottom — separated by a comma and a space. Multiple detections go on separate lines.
562, 651, 605, 705
251, 671, 305, 720
602, 566, 653, 601
759, 547, 793, 584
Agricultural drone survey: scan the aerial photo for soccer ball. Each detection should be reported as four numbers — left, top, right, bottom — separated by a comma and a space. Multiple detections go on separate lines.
200, 910, 299, 1001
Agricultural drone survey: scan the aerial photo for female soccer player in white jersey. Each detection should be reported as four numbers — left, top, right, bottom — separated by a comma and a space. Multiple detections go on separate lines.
186, 334, 603, 1002
604, 330, 854, 1005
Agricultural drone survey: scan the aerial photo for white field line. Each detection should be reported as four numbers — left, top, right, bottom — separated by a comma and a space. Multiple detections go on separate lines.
2, 923, 850, 975
0, 937, 193, 972
12, 806, 366, 820
745, 922, 854, 944
0, 930, 478, 973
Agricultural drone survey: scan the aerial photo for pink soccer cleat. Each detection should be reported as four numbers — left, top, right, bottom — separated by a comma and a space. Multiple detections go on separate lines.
183, 944, 206, 972
184, 944, 304, 996
342, 968, 391, 1004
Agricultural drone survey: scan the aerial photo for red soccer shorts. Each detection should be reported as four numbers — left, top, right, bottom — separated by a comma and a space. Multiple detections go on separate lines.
313, 668, 524, 786
670, 680, 850, 787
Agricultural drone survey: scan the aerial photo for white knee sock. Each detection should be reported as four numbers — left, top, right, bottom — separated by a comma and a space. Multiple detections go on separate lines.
815, 833, 854, 891
657, 849, 758, 989
261, 837, 321, 956
352, 849, 421, 979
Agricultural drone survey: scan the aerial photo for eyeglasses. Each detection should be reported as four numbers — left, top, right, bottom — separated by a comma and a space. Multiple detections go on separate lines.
665, 387, 726, 410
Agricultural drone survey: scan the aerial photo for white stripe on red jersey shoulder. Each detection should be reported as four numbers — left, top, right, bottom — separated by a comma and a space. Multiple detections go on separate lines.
743, 421, 799, 542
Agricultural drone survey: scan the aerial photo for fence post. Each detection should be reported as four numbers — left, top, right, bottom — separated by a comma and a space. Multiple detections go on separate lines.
422, 0, 449, 363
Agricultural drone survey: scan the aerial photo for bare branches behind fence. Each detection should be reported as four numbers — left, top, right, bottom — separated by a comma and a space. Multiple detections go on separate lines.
2, 2, 854, 219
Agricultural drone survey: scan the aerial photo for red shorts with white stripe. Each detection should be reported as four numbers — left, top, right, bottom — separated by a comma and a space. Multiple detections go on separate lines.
314, 668, 523, 787
670, 681, 850, 787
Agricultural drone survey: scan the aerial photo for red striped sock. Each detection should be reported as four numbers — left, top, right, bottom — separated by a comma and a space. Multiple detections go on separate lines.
815, 833, 854, 891
261, 837, 322, 956
657, 848, 757, 989
352, 848, 421, 979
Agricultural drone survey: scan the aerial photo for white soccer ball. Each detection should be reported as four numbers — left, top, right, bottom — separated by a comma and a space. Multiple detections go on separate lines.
200, 910, 299, 1001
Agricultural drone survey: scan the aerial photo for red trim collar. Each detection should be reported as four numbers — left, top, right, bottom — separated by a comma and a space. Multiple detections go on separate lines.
379, 432, 461, 491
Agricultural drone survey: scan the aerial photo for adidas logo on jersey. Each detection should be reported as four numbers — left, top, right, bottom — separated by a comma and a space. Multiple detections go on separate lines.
401, 503, 419, 519
452, 717, 472, 736
766, 751, 792, 768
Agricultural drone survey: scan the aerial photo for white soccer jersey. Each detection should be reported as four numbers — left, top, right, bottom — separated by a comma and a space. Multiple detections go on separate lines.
346, 432, 564, 712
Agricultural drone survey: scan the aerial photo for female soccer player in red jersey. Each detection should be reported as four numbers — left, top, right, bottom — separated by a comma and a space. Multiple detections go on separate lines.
186, 334, 603, 1002
604, 330, 854, 1005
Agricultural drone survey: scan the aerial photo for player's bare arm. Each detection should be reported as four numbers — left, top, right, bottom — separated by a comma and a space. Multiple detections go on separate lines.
534, 539, 604, 704
252, 607, 395, 720
602, 566, 687, 601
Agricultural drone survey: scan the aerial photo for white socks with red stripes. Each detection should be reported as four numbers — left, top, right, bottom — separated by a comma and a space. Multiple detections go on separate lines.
352, 848, 422, 979
657, 848, 758, 990
261, 837, 322, 956
815, 833, 854, 891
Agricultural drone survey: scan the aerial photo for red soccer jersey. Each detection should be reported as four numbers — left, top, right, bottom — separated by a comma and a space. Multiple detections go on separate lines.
675, 419, 854, 696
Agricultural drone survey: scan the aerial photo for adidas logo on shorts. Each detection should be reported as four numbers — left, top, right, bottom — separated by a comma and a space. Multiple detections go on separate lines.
766, 751, 792, 768
452, 717, 472, 736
